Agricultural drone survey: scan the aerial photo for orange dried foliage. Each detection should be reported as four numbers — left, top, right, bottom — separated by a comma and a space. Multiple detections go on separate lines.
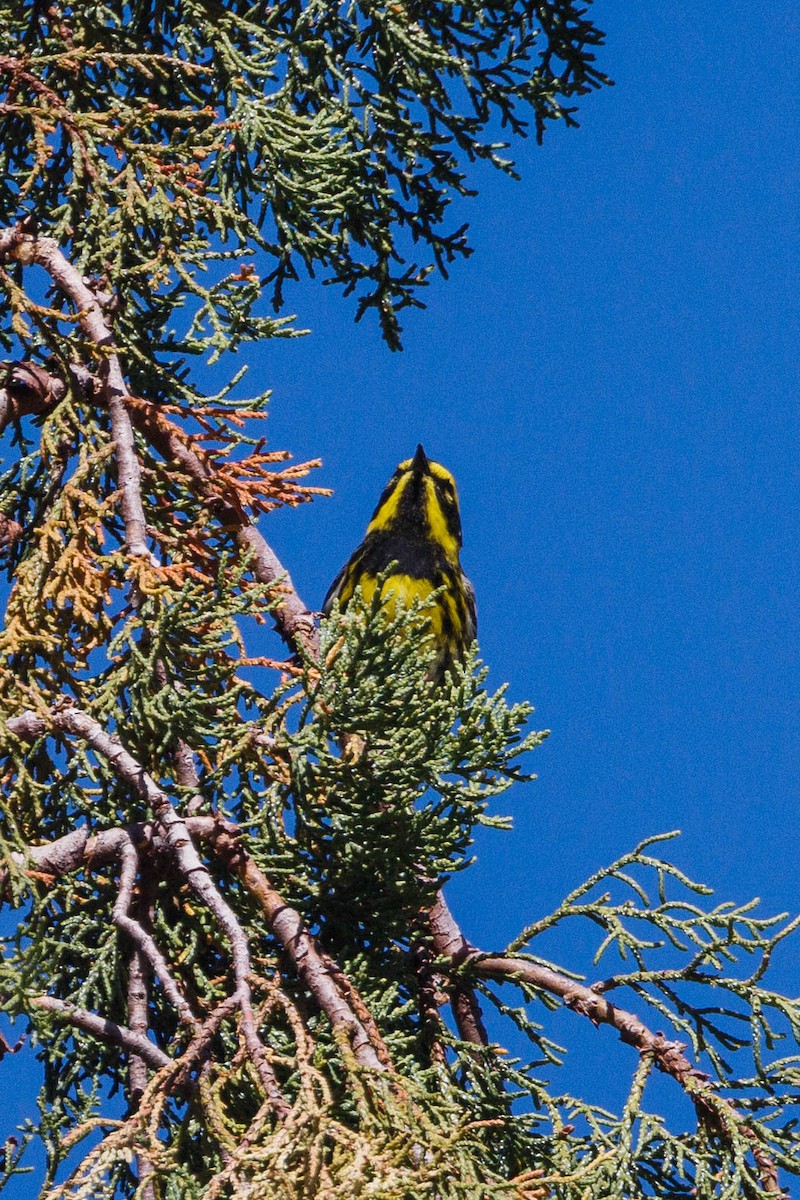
127, 393, 329, 517
0, 472, 116, 673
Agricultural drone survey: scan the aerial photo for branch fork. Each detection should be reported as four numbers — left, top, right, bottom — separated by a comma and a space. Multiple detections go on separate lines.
5, 703, 390, 1088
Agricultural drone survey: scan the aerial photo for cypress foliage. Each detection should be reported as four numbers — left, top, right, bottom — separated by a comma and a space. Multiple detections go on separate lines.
0, 4, 798, 1198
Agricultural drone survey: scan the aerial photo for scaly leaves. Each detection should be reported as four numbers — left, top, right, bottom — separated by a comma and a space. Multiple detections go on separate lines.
0, 0, 610, 355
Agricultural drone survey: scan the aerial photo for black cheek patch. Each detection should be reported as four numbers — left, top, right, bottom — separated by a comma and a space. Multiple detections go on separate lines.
370, 471, 406, 522
443, 498, 462, 545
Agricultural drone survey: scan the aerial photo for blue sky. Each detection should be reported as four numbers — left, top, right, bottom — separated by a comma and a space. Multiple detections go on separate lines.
3, 1, 800, 1191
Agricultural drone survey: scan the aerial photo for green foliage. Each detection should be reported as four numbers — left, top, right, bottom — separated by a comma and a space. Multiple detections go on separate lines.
239, 593, 545, 1006
0, 576, 548, 1195
0, 0, 609, 357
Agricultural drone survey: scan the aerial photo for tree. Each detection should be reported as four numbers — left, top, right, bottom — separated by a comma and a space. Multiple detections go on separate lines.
0, 3, 798, 1198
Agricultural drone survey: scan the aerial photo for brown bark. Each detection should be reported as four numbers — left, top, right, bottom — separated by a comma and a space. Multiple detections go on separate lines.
428, 891, 782, 1197
5, 710, 389, 1076
0, 229, 153, 561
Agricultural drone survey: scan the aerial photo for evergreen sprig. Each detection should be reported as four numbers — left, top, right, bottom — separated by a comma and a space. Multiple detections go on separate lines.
0, 0, 610, 356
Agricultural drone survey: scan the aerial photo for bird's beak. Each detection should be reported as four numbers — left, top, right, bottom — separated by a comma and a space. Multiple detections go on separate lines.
412, 443, 429, 474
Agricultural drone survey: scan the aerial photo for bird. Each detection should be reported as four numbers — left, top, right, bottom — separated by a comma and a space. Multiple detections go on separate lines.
322, 444, 476, 683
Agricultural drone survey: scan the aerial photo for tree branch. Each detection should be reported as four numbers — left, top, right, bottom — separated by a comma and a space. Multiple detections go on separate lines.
30, 995, 171, 1072
0, 361, 64, 429
428, 891, 783, 1197
124, 868, 157, 1200
422, 893, 489, 1047
1, 794, 390, 1074
0, 228, 153, 562
1, 760, 783, 1194
6, 704, 289, 1115
113, 837, 196, 1027
207, 825, 389, 1073
6, 706, 389, 1069
124, 393, 319, 658
450, 985, 490, 1048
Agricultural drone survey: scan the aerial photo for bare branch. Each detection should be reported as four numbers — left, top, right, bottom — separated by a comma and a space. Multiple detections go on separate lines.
7, 704, 290, 1115
450, 986, 489, 1047
0, 228, 154, 562
1, 823, 145, 890
0, 361, 64, 430
123, 882, 151, 1107
428, 891, 474, 962
424, 893, 488, 1046
30, 995, 171, 1072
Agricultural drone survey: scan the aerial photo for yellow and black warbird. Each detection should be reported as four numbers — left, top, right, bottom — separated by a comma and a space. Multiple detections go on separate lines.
322, 444, 477, 683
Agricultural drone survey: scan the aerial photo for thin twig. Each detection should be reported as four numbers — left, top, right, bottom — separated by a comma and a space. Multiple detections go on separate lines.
112, 836, 197, 1026
125, 868, 157, 1200
123, 392, 318, 658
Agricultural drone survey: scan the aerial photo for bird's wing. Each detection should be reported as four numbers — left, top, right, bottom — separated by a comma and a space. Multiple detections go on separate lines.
321, 557, 352, 615
463, 572, 478, 641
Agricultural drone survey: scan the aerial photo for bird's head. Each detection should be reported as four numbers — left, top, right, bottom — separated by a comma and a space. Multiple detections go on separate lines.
366, 444, 462, 561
